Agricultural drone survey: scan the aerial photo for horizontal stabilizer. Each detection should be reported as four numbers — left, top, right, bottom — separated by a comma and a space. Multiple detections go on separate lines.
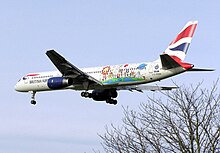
187, 68, 215, 71
160, 54, 181, 69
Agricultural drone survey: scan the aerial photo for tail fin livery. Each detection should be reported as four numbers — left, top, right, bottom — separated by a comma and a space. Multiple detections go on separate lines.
164, 21, 198, 61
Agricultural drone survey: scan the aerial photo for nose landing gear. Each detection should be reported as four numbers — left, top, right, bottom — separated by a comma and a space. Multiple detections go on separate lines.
30, 91, 37, 105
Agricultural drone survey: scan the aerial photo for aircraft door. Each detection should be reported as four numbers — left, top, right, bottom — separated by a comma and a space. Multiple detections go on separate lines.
148, 64, 153, 73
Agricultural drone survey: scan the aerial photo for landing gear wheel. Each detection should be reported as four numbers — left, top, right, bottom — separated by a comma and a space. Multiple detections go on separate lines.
84, 92, 90, 97
81, 92, 91, 98
112, 100, 117, 105
106, 99, 117, 105
81, 92, 86, 97
31, 100, 36, 105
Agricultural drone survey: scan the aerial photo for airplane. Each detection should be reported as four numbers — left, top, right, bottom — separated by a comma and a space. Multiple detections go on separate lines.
15, 21, 214, 105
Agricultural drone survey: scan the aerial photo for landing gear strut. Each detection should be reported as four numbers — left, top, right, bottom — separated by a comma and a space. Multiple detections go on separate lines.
30, 91, 37, 105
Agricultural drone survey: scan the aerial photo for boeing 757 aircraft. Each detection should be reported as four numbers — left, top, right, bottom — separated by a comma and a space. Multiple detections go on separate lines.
15, 21, 213, 105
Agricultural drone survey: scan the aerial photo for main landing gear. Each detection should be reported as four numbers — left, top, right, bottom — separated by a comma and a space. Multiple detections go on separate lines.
30, 91, 37, 105
81, 91, 118, 105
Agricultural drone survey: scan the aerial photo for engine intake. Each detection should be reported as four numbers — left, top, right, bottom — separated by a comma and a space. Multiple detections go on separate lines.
47, 77, 72, 89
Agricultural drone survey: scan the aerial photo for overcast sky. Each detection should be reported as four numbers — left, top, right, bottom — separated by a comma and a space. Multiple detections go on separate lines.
1, 0, 219, 152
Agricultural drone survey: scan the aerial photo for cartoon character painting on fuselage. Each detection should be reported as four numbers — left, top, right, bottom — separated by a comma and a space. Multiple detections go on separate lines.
100, 63, 148, 84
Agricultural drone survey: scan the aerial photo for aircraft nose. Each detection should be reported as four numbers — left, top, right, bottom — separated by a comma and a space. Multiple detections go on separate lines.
15, 82, 23, 92
14, 83, 19, 91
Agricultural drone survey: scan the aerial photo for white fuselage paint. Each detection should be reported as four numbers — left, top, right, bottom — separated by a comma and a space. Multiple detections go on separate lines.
15, 59, 185, 92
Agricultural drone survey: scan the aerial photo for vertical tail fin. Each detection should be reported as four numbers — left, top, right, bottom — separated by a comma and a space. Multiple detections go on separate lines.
164, 21, 198, 61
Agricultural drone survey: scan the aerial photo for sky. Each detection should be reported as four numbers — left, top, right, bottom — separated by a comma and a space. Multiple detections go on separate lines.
1, 0, 220, 152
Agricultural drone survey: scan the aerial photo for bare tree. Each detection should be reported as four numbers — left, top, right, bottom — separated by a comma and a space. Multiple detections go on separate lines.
99, 82, 220, 153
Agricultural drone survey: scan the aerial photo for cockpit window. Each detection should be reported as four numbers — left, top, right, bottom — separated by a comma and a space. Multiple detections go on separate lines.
22, 76, 28, 80
17, 79, 21, 82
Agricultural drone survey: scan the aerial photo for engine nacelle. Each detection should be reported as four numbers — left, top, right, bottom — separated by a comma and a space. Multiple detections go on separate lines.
47, 77, 72, 89
91, 89, 118, 101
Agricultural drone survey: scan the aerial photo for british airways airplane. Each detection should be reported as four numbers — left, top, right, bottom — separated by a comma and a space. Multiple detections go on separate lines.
15, 21, 213, 105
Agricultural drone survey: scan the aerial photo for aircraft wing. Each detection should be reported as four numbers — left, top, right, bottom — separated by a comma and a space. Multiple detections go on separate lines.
117, 85, 178, 92
46, 50, 103, 89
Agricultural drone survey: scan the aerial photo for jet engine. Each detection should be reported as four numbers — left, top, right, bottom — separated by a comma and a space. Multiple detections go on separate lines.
47, 77, 73, 89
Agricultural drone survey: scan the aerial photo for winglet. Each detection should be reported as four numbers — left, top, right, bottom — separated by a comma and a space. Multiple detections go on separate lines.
160, 54, 195, 70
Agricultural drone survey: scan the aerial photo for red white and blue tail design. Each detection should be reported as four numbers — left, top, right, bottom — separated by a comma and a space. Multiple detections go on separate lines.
164, 21, 198, 61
